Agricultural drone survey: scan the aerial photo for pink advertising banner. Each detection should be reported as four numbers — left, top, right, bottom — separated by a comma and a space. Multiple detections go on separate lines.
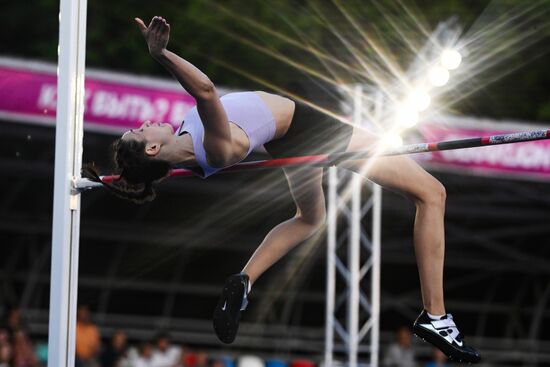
418, 124, 550, 181
0, 64, 196, 132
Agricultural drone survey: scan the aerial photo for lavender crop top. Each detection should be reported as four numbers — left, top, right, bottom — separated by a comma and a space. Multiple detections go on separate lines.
175, 92, 276, 178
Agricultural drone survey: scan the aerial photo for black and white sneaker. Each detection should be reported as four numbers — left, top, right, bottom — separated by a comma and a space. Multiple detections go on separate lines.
213, 273, 250, 344
413, 310, 481, 364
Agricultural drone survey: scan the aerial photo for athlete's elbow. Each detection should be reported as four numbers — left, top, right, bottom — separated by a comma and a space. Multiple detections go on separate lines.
194, 80, 216, 100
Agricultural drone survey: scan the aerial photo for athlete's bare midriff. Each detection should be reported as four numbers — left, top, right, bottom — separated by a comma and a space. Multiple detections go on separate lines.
180, 91, 296, 167
254, 91, 295, 139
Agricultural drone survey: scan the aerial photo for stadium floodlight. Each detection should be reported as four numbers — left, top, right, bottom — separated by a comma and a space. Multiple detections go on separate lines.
395, 104, 419, 128
381, 132, 403, 148
441, 49, 462, 70
406, 87, 431, 112
428, 65, 450, 87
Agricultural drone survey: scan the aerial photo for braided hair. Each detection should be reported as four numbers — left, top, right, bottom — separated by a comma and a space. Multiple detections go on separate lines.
82, 138, 172, 204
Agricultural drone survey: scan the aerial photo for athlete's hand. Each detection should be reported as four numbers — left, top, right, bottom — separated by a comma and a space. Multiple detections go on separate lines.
135, 16, 170, 58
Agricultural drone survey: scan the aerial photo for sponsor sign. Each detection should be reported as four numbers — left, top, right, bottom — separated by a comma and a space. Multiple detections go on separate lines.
418, 124, 550, 180
0, 64, 196, 132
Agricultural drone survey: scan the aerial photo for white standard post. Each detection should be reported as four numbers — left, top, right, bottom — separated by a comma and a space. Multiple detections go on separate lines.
370, 184, 382, 367
47, 0, 87, 366
370, 89, 383, 367
324, 166, 338, 367
347, 84, 363, 367
348, 174, 361, 367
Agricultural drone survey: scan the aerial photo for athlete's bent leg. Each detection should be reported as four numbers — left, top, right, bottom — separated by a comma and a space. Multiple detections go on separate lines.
338, 127, 480, 363
242, 167, 326, 284
340, 128, 446, 315
214, 167, 325, 344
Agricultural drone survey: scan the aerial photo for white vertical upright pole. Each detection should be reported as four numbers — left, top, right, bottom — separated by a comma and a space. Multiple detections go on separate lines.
370, 90, 383, 367
370, 184, 381, 367
48, 0, 87, 366
347, 84, 363, 367
325, 167, 338, 367
348, 174, 361, 367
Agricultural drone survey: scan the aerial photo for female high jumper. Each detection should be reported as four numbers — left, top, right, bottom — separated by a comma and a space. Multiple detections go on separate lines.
83, 16, 480, 363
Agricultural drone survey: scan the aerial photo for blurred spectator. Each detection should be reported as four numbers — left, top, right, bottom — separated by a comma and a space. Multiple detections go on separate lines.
237, 356, 263, 367
75, 305, 101, 367
290, 360, 314, 367
12, 329, 37, 367
424, 348, 449, 367
181, 347, 196, 367
266, 360, 287, 367
100, 330, 127, 367
383, 326, 416, 367
4, 307, 27, 334
134, 342, 154, 367
211, 359, 225, 367
0, 328, 12, 367
118, 345, 139, 367
210, 356, 236, 367
34, 343, 48, 366
219, 356, 236, 367
150, 332, 181, 367
194, 350, 208, 367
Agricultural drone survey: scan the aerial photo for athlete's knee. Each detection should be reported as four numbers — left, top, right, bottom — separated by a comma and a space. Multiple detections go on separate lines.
414, 178, 446, 209
296, 205, 326, 231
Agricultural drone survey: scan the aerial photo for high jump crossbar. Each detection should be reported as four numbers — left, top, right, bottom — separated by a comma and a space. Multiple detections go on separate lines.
75, 129, 550, 191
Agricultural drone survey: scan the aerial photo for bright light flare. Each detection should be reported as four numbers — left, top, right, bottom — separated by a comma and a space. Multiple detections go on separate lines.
441, 49, 462, 70
395, 104, 419, 128
394, 87, 429, 128
429, 66, 450, 87
407, 88, 431, 111
381, 132, 403, 148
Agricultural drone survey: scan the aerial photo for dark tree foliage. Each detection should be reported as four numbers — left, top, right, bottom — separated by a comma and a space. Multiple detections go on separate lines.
2, 0, 549, 121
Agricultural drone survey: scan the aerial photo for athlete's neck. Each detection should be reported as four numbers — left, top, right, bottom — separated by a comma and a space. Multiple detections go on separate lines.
163, 133, 196, 165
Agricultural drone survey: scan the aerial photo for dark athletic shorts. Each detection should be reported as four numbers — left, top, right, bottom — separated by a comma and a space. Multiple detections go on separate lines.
263, 102, 354, 159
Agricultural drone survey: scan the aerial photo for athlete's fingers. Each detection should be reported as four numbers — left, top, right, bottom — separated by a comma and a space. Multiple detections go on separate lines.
158, 18, 166, 29
161, 18, 169, 30
150, 16, 161, 33
134, 17, 147, 35
158, 17, 170, 33
147, 16, 156, 30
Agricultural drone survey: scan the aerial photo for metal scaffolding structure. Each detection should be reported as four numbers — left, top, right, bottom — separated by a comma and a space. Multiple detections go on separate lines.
325, 86, 382, 367
325, 169, 382, 367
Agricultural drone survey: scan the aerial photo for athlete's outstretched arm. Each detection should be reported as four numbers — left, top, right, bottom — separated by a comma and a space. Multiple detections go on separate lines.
135, 16, 233, 166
